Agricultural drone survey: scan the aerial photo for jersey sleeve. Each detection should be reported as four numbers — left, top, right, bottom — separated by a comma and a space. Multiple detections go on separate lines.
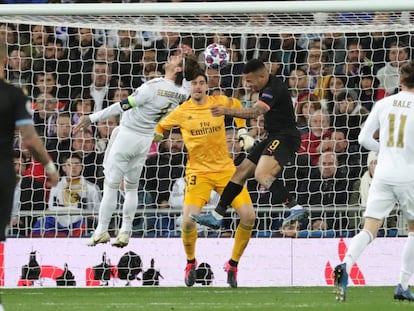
130, 83, 152, 107
258, 84, 278, 110
14, 87, 33, 127
155, 106, 182, 134
358, 101, 380, 152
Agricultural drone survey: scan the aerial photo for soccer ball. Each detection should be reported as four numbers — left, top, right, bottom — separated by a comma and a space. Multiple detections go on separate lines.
203, 43, 229, 69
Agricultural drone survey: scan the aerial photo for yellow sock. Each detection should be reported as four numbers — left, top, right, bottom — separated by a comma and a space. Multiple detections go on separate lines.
182, 226, 198, 261
231, 222, 253, 262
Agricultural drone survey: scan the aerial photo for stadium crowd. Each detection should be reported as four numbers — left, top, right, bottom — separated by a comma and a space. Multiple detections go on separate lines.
3, 9, 412, 238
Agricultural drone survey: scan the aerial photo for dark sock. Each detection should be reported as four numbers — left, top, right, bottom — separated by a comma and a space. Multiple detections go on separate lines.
187, 258, 196, 264
269, 180, 297, 208
215, 181, 243, 216
229, 259, 238, 267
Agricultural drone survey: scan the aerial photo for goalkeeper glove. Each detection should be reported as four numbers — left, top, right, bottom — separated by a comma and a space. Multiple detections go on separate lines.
237, 128, 255, 151
153, 132, 164, 143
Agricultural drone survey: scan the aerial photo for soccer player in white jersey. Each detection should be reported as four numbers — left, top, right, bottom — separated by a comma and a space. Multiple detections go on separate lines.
334, 61, 414, 302
74, 54, 201, 247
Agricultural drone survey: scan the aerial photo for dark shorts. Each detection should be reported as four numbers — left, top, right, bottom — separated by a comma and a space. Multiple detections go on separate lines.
247, 133, 301, 168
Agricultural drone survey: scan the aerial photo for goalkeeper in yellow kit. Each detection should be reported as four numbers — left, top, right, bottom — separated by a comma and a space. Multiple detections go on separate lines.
154, 72, 255, 288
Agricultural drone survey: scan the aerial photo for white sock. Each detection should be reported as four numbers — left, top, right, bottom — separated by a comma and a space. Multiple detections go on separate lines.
94, 182, 119, 236
400, 232, 414, 290
119, 187, 138, 233
343, 229, 374, 274
212, 210, 224, 220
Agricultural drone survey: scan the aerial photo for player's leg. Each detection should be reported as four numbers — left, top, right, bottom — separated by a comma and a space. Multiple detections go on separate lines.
395, 184, 414, 301
88, 129, 124, 246
225, 188, 255, 288
112, 133, 152, 248
182, 174, 211, 286
334, 179, 394, 301
182, 203, 200, 287
0, 164, 15, 241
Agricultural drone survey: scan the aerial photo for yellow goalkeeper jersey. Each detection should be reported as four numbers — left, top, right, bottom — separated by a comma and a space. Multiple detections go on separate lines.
155, 95, 246, 175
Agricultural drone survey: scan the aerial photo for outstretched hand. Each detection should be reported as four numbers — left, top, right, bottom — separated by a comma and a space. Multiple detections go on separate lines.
73, 115, 92, 134
210, 106, 225, 117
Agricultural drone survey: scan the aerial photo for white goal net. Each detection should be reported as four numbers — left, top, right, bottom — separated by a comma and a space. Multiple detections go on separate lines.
0, 0, 413, 287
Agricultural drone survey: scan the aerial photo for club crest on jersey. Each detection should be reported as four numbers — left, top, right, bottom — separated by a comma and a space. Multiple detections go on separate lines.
261, 93, 273, 99
122, 103, 130, 110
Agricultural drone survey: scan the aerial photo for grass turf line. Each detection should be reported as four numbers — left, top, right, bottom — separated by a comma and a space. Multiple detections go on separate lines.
2, 286, 413, 311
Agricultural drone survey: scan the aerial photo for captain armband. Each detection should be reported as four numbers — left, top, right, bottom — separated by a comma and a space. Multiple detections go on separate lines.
119, 96, 137, 112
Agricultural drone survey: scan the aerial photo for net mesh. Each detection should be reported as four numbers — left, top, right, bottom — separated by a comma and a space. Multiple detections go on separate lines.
1, 7, 412, 242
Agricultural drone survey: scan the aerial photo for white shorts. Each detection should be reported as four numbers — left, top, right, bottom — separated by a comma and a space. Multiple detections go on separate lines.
364, 178, 414, 221
103, 126, 153, 185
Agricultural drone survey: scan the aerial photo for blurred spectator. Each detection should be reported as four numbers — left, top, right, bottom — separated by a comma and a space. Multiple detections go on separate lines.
95, 44, 117, 75
5, 47, 31, 94
358, 66, 386, 111
46, 111, 72, 170
115, 29, 143, 89
32, 154, 101, 237
155, 19, 180, 64
68, 27, 101, 97
322, 32, 346, 66
95, 116, 119, 154
27, 24, 53, 72
331, 89, 369, 152
329, 129, 362, 183
249, 114, 267, 145
140, 48, 160, 83
71, 128, 104, 189
88, 61, 115, 112
288, 67, 309, 107
334, 39, 374, 89
43, 36, 70, 100
31, 71, 68, 107
70, 91, 95, 125
32, 92, 59, 139
376, 41, 410, 96
320, 74, 346, 114
306, 41, 332, 94
297, 109, 331, 166
11, 150, 46, 236
297, 151, 349, 229
142, 128, 186, 209
276, 33, 307, 77
0, 22, 17, 45
294, 94, 321, 135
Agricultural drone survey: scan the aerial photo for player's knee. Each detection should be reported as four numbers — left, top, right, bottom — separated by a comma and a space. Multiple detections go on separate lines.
104, 179, 120, 190
124, 179, 138, 191
237, 205, 256, 226
181, 218, 196, 231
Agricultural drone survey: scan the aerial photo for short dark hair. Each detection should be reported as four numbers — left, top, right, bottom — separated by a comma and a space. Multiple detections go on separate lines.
400, 61, 414, 89
243, 59, 266, 74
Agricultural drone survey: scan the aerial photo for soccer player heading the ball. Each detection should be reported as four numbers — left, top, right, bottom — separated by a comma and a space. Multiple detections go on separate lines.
334, 61, 414, 302
155, 72, 255, 288
74, 53, 201, 248
192, 58, 306, 230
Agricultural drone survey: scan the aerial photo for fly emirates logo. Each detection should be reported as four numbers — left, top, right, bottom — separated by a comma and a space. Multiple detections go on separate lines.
190, 121, 221, 136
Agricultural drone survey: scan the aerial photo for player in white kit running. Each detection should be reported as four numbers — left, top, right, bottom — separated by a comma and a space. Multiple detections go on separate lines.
74, 54, 201, 247
333, 61, 414, 302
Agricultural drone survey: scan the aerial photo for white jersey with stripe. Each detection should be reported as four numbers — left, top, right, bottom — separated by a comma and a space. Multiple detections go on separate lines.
121, 77, 189, 135
359, 90, 414, 184
89, 77, 189, 135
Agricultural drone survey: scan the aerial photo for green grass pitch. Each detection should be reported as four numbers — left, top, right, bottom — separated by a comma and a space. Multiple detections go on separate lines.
2, 286, 413, 311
